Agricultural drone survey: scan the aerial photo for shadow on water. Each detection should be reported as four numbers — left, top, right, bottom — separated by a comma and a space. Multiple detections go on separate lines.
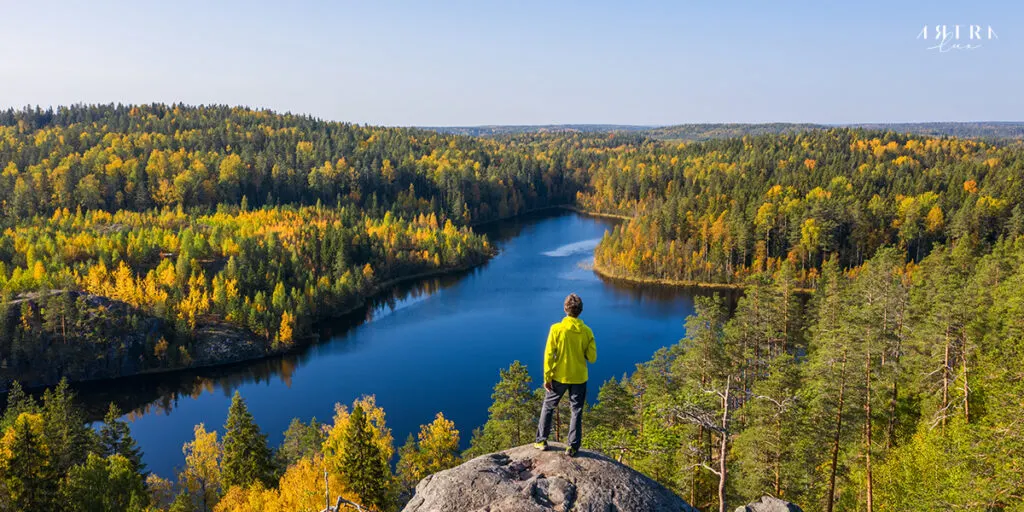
66, 266, 483, 423
597, 275, 744, 313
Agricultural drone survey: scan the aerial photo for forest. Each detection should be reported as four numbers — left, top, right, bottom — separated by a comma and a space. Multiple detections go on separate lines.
0, 104, 592, 390
1, 379, 464, 512
583, 130, 1024, 288
2, 104, 1024, 511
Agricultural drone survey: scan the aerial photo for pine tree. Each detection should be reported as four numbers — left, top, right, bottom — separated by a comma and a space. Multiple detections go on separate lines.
466, 361, 537, 456
0, 381, 37, 430
221, 391, 272, 489
670, 295, 736, 512
274, 417, 325, 470
846, 247, 909, 512
339, 404, 392, 511
41, 378, 94, 476
802, 256, 861, 512
584, 376, 636, 463
732, 357, 806, 502
100, 403, 146, 473
396, 433, 421, 492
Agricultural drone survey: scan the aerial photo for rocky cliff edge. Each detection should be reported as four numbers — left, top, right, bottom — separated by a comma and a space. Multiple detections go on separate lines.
402, 443, 699, 512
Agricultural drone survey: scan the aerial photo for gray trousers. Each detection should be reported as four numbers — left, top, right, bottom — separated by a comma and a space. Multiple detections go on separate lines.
536, 380, 587, 450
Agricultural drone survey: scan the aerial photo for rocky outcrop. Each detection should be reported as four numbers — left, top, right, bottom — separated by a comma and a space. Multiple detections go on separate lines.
402, 443, 699, 512
0, 291, 265, 392
735, 496, 803, 512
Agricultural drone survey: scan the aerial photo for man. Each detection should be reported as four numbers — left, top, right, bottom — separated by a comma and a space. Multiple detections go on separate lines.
534, 293, 597, 456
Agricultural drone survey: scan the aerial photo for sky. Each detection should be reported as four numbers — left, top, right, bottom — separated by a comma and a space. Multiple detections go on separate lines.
1, 1, 1021, 126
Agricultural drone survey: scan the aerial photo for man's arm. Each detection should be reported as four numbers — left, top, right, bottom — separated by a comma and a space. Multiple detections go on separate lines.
543, 325, 558, 386
585, 331, 597, 363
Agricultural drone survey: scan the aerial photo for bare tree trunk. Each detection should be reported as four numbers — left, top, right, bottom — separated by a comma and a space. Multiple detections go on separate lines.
887, 302, 906, 449
201, 479, 208, 512
782, 282, 791, 354
826, 348, 847, 512
942, 325, 950, 431
774, 414, 782, 496
718, 376, 730, 512
865, 343, 874, 512
693, 424, 703, 505
962, 340, 970, 424
706, 426, 713, 483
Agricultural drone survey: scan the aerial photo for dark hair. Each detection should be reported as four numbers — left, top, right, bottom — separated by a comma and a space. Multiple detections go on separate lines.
564, 293, 583, 317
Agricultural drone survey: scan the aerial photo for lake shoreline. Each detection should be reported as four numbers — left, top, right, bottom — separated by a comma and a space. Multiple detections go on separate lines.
558, 205, 633, 221
591, 260, 747, 291
591, 260, 816, 295
7, 257, 491, 394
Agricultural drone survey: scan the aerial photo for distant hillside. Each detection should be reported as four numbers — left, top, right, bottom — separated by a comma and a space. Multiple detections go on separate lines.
422, 124, 650, 136
850, 122, 1024, 140
642, 123, 826, 141
424, 122, 1024, 141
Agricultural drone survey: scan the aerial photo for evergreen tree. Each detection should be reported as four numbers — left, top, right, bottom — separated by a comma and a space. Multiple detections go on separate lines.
396, 433, 421, 493
169, 492, 195, 512
732, 357, 806, 502
221, 391, 272, 489
100, 403, 145, 473
584, 376, 636, 463
466, 361, 537, 456
339, 404, 392, 512
274, 417, 325, 471
801, 256, 861, 512
670, 295, 737, 512
41, 378, 95, 476
0, 381, 37, 430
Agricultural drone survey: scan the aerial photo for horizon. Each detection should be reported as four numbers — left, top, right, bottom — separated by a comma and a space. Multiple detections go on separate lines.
4, 102, 1023, 129
2, 1, 1022, 126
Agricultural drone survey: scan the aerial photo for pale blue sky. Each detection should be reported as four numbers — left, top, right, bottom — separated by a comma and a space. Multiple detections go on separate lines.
1, 1, 1021, 125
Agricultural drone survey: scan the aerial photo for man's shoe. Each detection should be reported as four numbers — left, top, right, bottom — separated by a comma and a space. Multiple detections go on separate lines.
533, 441, 547, 451
565, 446, 578, 457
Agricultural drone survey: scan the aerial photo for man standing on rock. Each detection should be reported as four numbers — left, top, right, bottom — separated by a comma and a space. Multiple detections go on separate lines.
535, 293, 597, 456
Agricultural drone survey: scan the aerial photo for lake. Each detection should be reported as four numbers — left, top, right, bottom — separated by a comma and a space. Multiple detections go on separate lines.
74, 211, 705, 479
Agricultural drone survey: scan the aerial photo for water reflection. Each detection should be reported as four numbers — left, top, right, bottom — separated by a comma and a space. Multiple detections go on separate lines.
72, 268, 479, 423
597, 275, 743, 312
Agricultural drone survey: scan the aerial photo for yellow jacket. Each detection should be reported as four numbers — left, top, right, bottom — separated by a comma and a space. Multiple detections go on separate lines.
543, 316, 597, 385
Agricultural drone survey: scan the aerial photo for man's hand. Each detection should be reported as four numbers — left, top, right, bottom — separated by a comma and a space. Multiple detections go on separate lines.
544, 381, 554, 392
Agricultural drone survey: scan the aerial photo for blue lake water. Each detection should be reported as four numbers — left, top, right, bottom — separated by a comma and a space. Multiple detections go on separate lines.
75, 211, 702, 479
